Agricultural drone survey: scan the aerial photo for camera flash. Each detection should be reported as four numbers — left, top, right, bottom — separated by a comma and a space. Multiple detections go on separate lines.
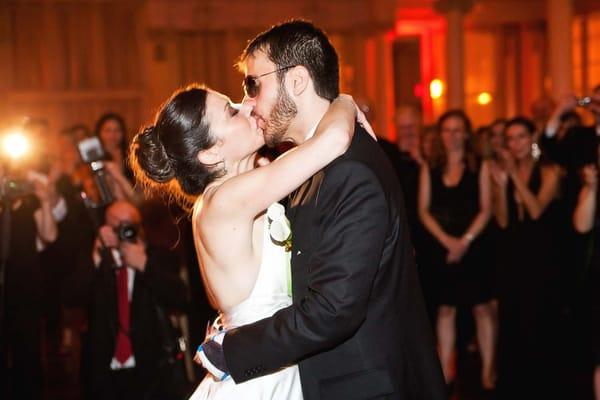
2, 131, 30, 159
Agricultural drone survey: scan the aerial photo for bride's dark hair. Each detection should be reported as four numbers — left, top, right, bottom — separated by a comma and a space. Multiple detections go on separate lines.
130, 84, 225, 208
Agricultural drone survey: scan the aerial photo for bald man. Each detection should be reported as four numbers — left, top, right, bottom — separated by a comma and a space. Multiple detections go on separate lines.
63, 201, 187, 400
390, 106, 440, 325
395, 105, 423, 163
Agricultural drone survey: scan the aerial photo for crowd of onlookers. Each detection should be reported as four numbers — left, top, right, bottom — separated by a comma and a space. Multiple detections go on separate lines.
1, 85, 600, 400
0, 113, 212, 400
376, 85, 600, 399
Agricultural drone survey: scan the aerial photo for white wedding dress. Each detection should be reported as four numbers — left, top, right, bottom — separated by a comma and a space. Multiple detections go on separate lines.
189, 203, 303, 400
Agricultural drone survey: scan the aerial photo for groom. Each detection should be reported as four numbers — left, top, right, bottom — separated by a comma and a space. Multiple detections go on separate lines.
199, 20, 446, 399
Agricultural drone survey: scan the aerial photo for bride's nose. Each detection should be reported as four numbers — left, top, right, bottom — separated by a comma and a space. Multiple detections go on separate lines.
238, 101, 254, 117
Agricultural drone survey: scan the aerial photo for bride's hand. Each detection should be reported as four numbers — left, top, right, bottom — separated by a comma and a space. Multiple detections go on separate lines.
335, 94, 377, 141
354, 103, 377, 141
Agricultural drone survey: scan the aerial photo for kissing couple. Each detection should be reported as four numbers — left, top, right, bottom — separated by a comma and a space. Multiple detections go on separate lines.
131, 20, 446, 400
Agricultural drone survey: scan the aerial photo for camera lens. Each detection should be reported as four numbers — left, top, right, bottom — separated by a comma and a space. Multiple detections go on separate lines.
115, 223, 138, 242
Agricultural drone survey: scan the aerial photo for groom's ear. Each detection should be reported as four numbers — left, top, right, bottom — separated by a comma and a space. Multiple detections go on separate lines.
197, 141, 223, 167
288, 66, 310, 97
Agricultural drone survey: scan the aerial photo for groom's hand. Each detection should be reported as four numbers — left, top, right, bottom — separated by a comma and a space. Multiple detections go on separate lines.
194, 331, 230, 381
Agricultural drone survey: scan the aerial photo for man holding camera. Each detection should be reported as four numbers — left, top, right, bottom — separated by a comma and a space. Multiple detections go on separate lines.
0, 162, 63, 400
539, 88, 600, 246
63, 200, 188, 400
540, 85, 600, 168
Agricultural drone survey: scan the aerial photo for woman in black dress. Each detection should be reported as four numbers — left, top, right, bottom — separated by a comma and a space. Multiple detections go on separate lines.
491, 116, 561, 397
573, 160, 600, 400
93, 112, 137, 202
418, 110, 495, 389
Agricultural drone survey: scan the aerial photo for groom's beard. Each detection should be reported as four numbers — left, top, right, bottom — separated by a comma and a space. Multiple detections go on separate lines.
264, 85, 297, 147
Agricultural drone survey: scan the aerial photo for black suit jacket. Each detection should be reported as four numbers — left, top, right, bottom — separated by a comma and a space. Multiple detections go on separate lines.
539, 125, 598, 171
223, 126, 446, 400
541, 125, 598, 210
63, 245, 187, 392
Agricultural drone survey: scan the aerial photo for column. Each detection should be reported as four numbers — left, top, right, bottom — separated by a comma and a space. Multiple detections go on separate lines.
547, 0, 573, 99
435, 0, 474, 109
0, 2, 12, 122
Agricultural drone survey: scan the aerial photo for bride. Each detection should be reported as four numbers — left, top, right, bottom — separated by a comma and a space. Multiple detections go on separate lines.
129, 84, 372, 399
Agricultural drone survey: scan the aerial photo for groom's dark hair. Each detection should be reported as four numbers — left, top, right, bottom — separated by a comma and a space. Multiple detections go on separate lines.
239, 20, 339, 101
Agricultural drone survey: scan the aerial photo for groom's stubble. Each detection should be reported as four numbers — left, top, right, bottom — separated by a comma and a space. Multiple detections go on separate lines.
263, 80, 298, 148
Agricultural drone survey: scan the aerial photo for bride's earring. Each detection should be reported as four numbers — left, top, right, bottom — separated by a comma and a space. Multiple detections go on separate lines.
220, 159, 228, 174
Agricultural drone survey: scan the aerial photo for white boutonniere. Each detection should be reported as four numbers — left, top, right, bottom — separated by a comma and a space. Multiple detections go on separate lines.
267, 204, 292, 252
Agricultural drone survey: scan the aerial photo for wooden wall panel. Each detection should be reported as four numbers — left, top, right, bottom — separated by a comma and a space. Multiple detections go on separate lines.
39, 3, 67, 89
13, 4, 44, 89
5, 1, 143, 138
3, 0, 397, 138
0, 2, 14, 126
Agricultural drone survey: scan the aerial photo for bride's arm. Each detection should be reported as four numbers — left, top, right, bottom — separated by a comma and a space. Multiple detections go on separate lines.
207, 95, 358, 218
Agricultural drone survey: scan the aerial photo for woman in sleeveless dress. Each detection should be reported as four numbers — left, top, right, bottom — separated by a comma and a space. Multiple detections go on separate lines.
418, 110, 495, 390
129, 84, 371, 399
490, 116, 561, 398
573, 156, 600, 400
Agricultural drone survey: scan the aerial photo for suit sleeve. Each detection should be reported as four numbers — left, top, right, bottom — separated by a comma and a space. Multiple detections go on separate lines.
223, 160, 388, 383
539, 134, 562, 165
61, 246, 97, 307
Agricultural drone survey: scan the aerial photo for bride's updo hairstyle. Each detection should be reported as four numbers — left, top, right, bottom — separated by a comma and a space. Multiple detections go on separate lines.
130, 84, 225, 208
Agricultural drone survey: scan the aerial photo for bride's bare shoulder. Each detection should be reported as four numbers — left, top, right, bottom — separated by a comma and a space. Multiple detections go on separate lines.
191, 190, 225, 257
192, 189, 215, 224
192, 185, 234, 232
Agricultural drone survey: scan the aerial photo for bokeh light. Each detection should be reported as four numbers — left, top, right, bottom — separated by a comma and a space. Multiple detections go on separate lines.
477, 92, 493, 105
430, 79, 444, 100
2, 130, 30, 159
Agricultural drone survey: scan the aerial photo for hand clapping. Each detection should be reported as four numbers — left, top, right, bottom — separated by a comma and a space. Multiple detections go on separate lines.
581, 164, 598, 189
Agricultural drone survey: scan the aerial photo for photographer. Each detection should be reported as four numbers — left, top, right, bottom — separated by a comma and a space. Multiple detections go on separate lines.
539, 87, 600, 302
540, 86, 600, 177
93, 113, 139, 204
0, 165, 61, 399
62, 200, 188, 400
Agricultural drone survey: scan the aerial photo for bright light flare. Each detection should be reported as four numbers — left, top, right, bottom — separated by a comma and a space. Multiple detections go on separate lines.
429, 79, 444, 100
477, 92, 493, 105
2, 130, 30, 159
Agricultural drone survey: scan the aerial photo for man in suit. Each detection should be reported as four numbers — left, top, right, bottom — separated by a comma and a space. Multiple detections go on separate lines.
539, 86, 600, 292
199, 20, 446, 399
539, 86, 600, 174
63, 200, 187, 400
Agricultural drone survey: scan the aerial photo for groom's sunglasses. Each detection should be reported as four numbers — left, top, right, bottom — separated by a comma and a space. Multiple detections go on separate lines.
243, 66, 296, 98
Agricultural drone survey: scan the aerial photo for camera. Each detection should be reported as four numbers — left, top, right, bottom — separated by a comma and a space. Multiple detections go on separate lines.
76, 137, 114, 206
78, 137, 105, 165
115, 222, 138, 242
575, 96, 596, 107
0, 177, 33, 200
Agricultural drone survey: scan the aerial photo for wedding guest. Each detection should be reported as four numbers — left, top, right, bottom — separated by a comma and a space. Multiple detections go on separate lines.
491, 116, 562, 398
418, 110, 495, 390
